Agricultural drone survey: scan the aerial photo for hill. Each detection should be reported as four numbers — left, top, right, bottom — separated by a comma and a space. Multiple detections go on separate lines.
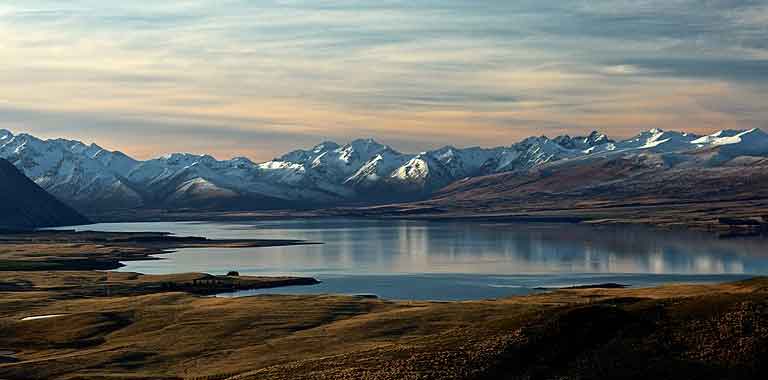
3, 128, 768, 220
353, 133, 768, 233
1, 273, 767, 379
0, 158, 90, 229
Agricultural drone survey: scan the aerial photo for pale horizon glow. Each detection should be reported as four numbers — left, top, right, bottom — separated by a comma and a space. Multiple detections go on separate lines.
1, 1, 766, 161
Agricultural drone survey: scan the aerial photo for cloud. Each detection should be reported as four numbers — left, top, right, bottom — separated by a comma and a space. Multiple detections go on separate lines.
0, 0, 765, 157
611, 58, 768, 82
0, 104, 329, 160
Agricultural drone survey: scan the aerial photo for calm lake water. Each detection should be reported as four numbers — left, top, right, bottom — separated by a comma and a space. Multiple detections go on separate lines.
59, 219, 768, 300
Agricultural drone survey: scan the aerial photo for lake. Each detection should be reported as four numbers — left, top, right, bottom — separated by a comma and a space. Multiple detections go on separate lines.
60, 218, 768, 300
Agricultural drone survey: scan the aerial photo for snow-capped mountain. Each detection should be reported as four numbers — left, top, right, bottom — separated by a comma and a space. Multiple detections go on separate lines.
615, 128, 700, 152
0, 130, 143, 210
1, 127, 766, 213
692, 128, 768, 158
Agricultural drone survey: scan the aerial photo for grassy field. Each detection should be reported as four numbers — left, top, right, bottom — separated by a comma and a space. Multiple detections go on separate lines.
0, 230, 315, 271
1, 275, 767, 379
1, 230, 767, 379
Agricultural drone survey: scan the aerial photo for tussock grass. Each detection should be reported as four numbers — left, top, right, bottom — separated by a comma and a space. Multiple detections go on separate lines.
2, 278, 768, 379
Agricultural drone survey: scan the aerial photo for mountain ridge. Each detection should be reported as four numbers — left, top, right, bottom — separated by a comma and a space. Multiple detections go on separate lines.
2, 128, 767, 213
0, 158, 90, 229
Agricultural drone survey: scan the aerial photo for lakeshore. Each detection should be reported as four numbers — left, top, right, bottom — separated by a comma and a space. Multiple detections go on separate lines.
1, 270, 766, 379
1, 227, 767, 379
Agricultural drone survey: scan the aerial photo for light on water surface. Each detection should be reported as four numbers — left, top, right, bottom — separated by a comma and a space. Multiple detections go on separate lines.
57, 219, 767, 300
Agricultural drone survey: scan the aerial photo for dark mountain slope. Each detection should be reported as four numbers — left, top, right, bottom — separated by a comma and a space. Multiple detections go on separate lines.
0, 158, 90, 229
353, 151, 768, 232
431, 151, 768, 207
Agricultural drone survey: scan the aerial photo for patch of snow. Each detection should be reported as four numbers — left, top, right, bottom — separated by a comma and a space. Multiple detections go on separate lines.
3, 128, 767, 207
21, 314, 66, 321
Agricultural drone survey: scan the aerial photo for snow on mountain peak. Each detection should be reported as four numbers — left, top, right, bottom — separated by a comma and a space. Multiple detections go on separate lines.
619, 129, 699, 151
553, 131, 614, 151
693, 128, 767, 146
159, 153, 217, 165
330, 138, 389, 167
691, 128, 768, 158
3, 128, 768, 212
393, 156, 430, 181
0, 131, 144, 209
712, 129, 743, 138
278, 141, 342, 163
585, 131, 611, 145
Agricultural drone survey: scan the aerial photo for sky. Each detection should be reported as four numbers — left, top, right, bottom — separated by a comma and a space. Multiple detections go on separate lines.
0, 0, 766, 161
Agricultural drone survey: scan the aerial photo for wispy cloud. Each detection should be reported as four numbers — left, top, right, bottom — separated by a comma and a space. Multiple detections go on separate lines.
0, 0, 765, 160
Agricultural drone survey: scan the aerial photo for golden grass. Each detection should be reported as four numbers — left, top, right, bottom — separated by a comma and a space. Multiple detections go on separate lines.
2, 278, 767, 379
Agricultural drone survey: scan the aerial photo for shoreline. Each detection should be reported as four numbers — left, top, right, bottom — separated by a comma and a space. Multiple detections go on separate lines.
84, 200, 768, 238
2, 275, 767, 379
0, 229, 320, 272
4, 220, 762, 301
0, 229, 321, 296
2, 228, 768, 378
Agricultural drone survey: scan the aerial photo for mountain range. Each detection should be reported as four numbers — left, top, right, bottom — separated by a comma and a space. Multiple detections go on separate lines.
355, 128, 768, 232
0, 158, 89, 229
2, 128, 768, 215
